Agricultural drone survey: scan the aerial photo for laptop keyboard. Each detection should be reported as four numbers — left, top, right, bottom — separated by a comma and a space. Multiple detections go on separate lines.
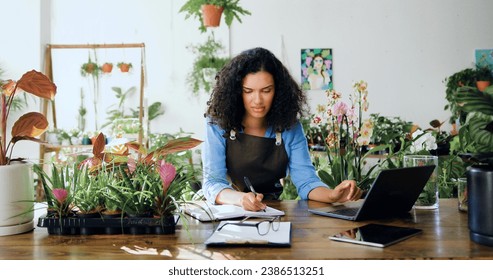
329, 207, 359, 216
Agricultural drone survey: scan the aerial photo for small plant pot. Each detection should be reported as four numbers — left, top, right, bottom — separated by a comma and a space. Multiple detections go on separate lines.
101, 63, 113, 74
476, 81, 491, 92
201, 4, 224, 27
117, 63, 132, 73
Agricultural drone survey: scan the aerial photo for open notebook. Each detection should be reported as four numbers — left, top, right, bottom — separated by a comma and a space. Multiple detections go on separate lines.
183, 200, 285, 222
204, 220, 292, 247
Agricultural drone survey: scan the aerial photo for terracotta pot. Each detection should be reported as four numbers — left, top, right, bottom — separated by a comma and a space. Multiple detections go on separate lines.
0, 163, 34, 236
476, 81, 491, 92
118, 63, 131, 73
101, 63, 113, 73
201, 4, 224, 27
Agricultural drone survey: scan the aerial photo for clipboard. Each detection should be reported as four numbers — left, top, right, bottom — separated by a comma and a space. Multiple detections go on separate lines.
204, 220, 292, 247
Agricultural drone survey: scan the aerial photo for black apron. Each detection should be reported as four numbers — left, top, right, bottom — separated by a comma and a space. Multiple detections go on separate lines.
225, 129, 289, 200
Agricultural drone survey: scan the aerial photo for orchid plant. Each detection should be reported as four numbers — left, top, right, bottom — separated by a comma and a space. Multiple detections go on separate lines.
0, 70, 56, 165
309, 80, 379, 190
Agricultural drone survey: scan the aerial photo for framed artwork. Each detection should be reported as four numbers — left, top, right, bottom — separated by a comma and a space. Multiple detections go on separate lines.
475, 49, 493, 69
301, 48, 333, 90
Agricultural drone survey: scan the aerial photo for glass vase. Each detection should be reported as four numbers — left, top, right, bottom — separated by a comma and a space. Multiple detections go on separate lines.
403, 155, 439, 209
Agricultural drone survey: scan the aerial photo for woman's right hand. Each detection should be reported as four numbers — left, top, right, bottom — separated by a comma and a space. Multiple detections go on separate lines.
240, 192, 266, 212
216, 188, 266, 212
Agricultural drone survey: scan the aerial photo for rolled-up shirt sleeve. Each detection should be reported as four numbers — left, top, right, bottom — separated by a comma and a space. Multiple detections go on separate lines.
201, 120, 234, 203
284, 122, 328, 199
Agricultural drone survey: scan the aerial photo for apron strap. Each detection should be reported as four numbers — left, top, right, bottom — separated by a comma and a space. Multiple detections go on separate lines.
231, 129, 281, 145
275, 132, 282, 146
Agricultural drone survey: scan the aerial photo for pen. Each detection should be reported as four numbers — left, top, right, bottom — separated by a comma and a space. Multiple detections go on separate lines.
243, 176, 266, 212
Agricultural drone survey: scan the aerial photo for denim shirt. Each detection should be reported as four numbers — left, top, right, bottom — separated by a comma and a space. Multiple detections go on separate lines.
201, 119, 327, 203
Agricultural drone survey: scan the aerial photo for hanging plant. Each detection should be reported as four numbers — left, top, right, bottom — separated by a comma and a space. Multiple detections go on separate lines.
117, 62, 132, 73
81, 51, 102, 131
179, 0, 252, 33
101, 62, 113, 74
81, 57, 100, 77
186, 34, 230, 95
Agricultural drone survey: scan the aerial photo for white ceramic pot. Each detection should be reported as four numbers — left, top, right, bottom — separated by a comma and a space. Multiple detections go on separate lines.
0, 163, 34, 236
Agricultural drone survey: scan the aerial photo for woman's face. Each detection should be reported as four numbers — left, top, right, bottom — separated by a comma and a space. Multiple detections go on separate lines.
242, 71, 275, 121
313, 56, 324, 70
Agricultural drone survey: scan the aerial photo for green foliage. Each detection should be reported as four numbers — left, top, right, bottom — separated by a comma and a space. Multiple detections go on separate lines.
369, 113, 413, 147
474, 64, 493, 82
179, 0, 251, 33
187, 34, 230, 95
106, 164, 157, 216
443, 68, 476, 124
455, 86, 493, 154
73, 167, 104, 214
131, 101, 164, 121
102, 86, 137, 129
278, 176, 299, 200
438, 154, 466, 198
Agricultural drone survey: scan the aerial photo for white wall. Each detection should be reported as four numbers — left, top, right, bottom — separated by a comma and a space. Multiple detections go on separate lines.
1, 0, 492, 162
231, 0, 493, 131
0, 0, 43, 161
48, 0, 229, 140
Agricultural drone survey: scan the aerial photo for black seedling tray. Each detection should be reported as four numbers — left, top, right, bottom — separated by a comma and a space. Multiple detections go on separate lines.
37, 214, 177, 235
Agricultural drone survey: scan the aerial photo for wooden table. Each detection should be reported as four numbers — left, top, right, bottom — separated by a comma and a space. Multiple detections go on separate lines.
0, 199, 491, 260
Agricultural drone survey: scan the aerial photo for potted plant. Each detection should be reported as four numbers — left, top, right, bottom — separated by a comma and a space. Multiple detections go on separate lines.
368, 113, 414, 154
179, 0, 251, 33
187, 34, 230, 95
117, 62, 132, 73
101, 62, 113, 74
309, 81, 380, 191
454, 85, 493, 246
81, 57, 100, 77
0, 70, 56, 236
473, 64, 493, 92
33, 164, 76, 234
443, 68, 476, 126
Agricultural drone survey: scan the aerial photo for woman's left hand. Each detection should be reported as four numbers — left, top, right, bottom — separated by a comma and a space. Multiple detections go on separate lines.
331, 180, 363, 203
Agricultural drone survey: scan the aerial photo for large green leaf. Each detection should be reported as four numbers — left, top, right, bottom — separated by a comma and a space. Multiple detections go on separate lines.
456, 86, 493, 116
468, 113, 493, 152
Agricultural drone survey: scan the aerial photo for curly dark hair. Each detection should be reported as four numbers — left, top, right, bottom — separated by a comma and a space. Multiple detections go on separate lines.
205, 47, 309, 132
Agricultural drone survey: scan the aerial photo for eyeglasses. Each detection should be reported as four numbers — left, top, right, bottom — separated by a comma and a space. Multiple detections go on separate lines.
217, 216, 281, 236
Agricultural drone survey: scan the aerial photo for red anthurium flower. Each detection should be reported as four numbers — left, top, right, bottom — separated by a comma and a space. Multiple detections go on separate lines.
157, 160, 176, 194
52, 188, 68, 204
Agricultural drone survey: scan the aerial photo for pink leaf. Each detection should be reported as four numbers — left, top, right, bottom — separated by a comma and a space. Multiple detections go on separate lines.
157, 160, 176, 194
127, 156, 136, 174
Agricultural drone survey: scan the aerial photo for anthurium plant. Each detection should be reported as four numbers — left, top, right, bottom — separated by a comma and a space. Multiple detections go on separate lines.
0, 70, 57, 165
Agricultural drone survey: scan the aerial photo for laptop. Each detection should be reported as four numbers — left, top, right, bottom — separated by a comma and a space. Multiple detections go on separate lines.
308, 165, 436, 221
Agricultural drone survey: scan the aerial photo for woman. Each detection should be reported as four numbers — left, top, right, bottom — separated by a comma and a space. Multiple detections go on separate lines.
308, 54, 330, 90
202, 47, 362, 211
